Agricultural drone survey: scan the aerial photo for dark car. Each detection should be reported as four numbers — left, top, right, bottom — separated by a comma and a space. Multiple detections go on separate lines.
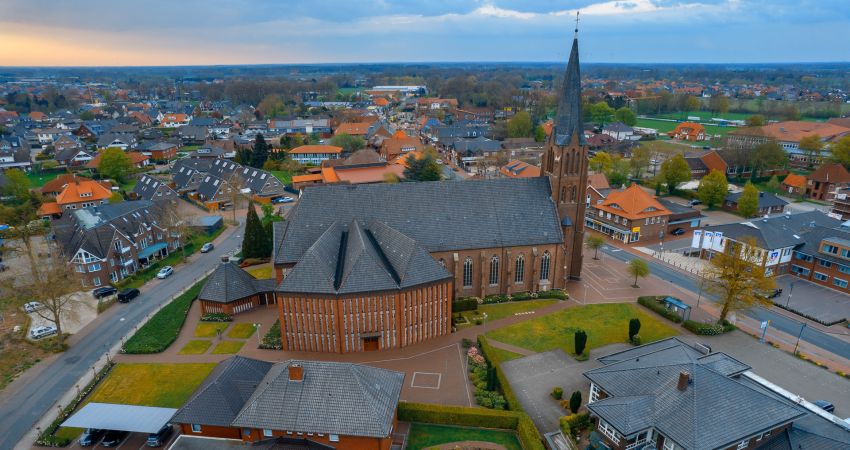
767, 288, 783, 299
671, 228, 686, 236
79, 428, 106, 447
100, 430, 128, 447
146, 424, 174, 447
117, 288, 140, 303
92, 286, 118, 299
813, 400, 835, 413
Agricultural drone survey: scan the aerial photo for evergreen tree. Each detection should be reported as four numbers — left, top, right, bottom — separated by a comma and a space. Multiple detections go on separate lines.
628, 318, 641, 341
242, 202, 267, 259
250, 133, 270, 168
403, 152, 442, 182
569, 391, 582, 414
574, 330, 587, 356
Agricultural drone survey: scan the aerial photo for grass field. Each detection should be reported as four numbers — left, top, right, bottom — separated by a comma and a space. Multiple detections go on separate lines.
486, 346, 525, 366
485, 303, 678, 355
178, 340, 212, 355
636, 118, 734, 137
25, 171, 59, 188
652, 110, 753, 122
194, 322, 229, 338
407, 424, 522, 450
245, 264, 273, 279
227, 323, 257, 339
459, 300, 559, 324
270, 170, 293, 185
637, 139, 699, 155
211, 341, 245, 354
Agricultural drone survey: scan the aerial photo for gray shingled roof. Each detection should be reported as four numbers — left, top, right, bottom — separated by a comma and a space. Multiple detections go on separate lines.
171, 356, 273, 427
704, 211, 842, 250
725, 191, 788, 209
554, 37, 586, 147
199, 262, 274, 304
133, 174, 177, 201
232, 360, 404, 438
275, 177, 562, 265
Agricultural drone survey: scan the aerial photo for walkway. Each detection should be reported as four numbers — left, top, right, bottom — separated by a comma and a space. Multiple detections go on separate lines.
486, 339, 537, 357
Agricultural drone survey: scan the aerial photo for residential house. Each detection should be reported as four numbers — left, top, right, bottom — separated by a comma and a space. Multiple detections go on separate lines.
416, 98, 458, 111
54, 146, 94, 167
379, 135, 423, 161
96, 132, 138, 151
668, 122, 707, 141
52, 200, 181, 287
452, 136, 503, 166
159, 113, 191, 128
684, 150, 728, 179
0, 138, 32, 170
806, 163, 850, 201
586, 173, 612, 208
723, 191, 788, 216
178, 125, 209, 144
40, 174, 111, 198
601, 122, 635, 141
334, 122, 371, 137
170, 356, 403, 450
86, 151, 149, 170
781, 173, 807, 197
37, 177, 114, 217
585, 184, 671, 243
188, 146, 228, 159
131, 174, 177, 201
234, 164, 287, 203
500, 160, 541, 178
268, 118, 331, 135
289, 145, 343, 165
53, 135, 84, 153
35, 128, 70, 145
137, 141, 177, 161
172, 158, 214, 193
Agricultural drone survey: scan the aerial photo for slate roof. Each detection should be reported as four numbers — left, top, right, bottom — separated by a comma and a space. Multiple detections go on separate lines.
199, 262, 275, 304
585, 338, 806, 450
553, 37, 586, 146
703, 211, 841, 250
602, 122, 633, 133
231, 360, 404, 438
171, 356, 273, 427
132, 174, 177, 201
451, 136, 503, 154
172, 158, 213, 191
274, 177, 563, 265
725, 191, 788, 209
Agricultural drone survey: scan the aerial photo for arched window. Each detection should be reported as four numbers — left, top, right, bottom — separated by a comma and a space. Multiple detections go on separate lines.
561, 186, 567, 203
540, 251, 551, 281
463, 257, 473, 288
489, 256, 500, 286
514, 254, 525, 283
547, 151, 554, 173
571, 185, 577, 202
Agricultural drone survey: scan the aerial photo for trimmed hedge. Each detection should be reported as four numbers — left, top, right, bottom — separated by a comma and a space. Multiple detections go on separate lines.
37, 362, 115, 446
637, 296, 683, 323
201, 312, 233, 322
122, 277, 207, 354
478, 336, 521, 411
453, 297, 479, 312
397, 402, 545, 450
682, 319, 736, 335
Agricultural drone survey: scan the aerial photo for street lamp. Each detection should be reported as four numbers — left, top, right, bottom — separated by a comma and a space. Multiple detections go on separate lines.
793, 323, 807, 355
696, 269, 706, 310
253, 323, 262, 347
785, 281, 795, 308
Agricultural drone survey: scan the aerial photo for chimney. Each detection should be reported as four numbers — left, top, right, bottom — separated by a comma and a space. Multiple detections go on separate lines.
677, 371, 690, 391
288, 363, 304, 382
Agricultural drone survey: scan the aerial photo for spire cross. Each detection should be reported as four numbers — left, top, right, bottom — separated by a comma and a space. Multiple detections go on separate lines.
574, 11, 580, 36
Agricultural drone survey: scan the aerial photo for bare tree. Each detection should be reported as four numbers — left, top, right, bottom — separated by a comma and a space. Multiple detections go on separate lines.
156, 201, 193, 259
27, 254, 83, 349
227, 173, 246, 225
0, 203, 48, 283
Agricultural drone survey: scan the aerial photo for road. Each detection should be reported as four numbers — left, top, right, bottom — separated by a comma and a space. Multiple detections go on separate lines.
0, 223, 243, 450
600, 246, 850, 361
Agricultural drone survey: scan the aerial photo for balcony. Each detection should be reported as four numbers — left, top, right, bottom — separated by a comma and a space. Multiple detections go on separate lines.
121, 246, 131, 254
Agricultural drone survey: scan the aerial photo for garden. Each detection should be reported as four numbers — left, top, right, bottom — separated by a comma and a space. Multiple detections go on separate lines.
407, 423, 522, 450
122, 277, 207, 354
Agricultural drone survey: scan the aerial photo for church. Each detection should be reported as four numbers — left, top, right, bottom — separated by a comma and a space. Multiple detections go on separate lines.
203, 35, 589, 353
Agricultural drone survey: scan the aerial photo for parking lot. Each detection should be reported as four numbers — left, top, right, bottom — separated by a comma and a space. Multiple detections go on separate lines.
63, 427, 178, 449
774, 275, 850, 325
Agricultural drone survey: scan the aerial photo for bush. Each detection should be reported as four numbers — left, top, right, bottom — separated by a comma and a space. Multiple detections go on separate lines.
122, 278, 206, 353
628, 318, 641, 341
538, 289, 568, 300
560, 413, 592, 437
201, 313, 233, 322
477, 336, 521, 411
569, 391, 582, 414
637, 296, 683, 323
574, 330, 587, 356
260, 319, 282, 350
682, 319, 735, 335
631, 334, 642, 345
551, 387, 564, 400
453, 297, 479, 312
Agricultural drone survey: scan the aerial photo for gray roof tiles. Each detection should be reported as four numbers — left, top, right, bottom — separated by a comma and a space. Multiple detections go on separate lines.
554, 37, 586, 147
704, 211, 842, 250
199, 262, 274, 304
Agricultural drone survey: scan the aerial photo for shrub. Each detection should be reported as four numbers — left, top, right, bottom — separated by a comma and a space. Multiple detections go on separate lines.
574, 330, 587, 356
122, 278, 206, 353
461, 338, 474, 349
477, 336, 521, 411
474, 318, 483, 325
560, 413, 592, 436
201, 313, 233, 322
637, 296, 683, 323
631, 334, 642, 345
682, 319, 735, 335
551, 387, 564, 400
628, 318, 641, 341
260, 319, 282, 349
539, 289, 568, 300
569, 391, 582, 414
453, 297, 479, 312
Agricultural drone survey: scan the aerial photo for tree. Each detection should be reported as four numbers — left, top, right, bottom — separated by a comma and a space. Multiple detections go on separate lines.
697, 169, 728, 208
614, 107, 637, 126
798, 134, 823, 167
589, 102, 614, 127
534, 125, 547, 142
0, 200, 46, 282
574, 330, 587, 356
569, 391, 582, 414
257, 94, 286, 118
705, 237, 775, 323
628, 318, 641, 342
709, 95, 729, 114
2, 168, 30, 203
403, 152, 442, 182
751, 141, 787, 178
738, 182, 760, 218
685, 96, 700, 113
607, 156, 630, 187
329, 133, 365, 154
765, 175, 781, 193
627, 258, 650, 288
586, 235, 604, 260
250, 133, 270, 169
108, 192, 123, 204
629, 146, 651, 179
79, 110, 95, 120
588, 152, 613, 174
242, 202, 268, 259
831, 136, 850, 170
98, 148, 132, 183
659, 154, 690, 194
227, 173, 245, 225
746, 115, 766, 127
156, 201, 191, 259
24, 253, 83, 349
506, 111, 533, 138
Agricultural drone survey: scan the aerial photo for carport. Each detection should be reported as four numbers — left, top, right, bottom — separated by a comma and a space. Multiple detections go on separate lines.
61, 403, 177, 433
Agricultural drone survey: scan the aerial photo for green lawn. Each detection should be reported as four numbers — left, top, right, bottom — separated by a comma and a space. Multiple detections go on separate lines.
227, 323, 257, 339
178, 340, 212, 355
486, 346, 524, 366
211, 341, 245, 354
245, 264, 273, 279
407, 423, 522, 450
485, 303, 678, 355
194, 322, 230, 338
25, 171, 59, 188
270, 170, 293, 185
479, 300, 558, 322
636, 118, 733, 137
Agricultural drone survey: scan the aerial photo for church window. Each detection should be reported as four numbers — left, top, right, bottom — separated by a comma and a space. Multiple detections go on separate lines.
541, 251, 551, 281
515, 255, 525, 283
489, 256, 500, 286
571, 185, 577, 202
561, 186, 567, 203
463, 258, 473, 288
547, 151, 554, 173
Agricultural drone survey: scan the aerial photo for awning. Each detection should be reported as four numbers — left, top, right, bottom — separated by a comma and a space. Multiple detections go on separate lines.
662, 296, 690, 310
137, 242, 168, 259
61, 403, 177, 433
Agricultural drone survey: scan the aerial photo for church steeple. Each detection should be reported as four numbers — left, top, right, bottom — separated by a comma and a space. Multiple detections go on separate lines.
554, 36, 585, 147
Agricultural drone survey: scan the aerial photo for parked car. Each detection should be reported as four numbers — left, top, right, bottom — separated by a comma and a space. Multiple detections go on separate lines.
767, 288, 783, 299
200, 242, 214, 253
92, 286, 118, 299
146, 424, 174, 447
24, 301, 46, 313
0, 262, 7, 272
30, 325, 57, 340
79, 428, 106, 446
273, 196, 295, 204
813, 400, 835, 413
117, 288, 140, 303
688, 199, 702, 206
101, 430, 128, 447
156, 266, 174, 279
671, 228, 686, 236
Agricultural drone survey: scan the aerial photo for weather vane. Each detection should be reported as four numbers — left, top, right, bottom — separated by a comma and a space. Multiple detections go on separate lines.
574, 11, 580, 36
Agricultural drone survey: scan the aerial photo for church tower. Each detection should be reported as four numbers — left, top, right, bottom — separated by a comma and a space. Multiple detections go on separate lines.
542, 31, 588, 281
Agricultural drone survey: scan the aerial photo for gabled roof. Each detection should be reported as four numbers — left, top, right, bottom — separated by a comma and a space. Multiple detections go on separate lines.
587, 173, 610, 190
86, 151, 148, 169
334, 122, 371, 136
500, 160, 541, 178
704, 210, 842, 250
289, 145, 343, 155
725, 191, 788, 209
596, 184, 670, 220
56, 178, 113, 205
132, 174, 177, 201
781, 173, 807, 189
809, 163, 850, 184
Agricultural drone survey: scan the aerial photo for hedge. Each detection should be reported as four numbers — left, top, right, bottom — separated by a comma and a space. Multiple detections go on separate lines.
37, 362, 115, 446
397, 402, 544, 450
637, 296, 683, 323
122, 277, 207, 354
682, 319, 735, 335
453, 297, 479, 312
478, 335, 521, 411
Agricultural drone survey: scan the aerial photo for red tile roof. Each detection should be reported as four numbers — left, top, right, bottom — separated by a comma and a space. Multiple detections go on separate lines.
595, 184, 670, 220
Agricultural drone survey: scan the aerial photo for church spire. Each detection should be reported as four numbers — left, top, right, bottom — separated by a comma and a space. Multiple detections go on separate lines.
554, 25, 585, 146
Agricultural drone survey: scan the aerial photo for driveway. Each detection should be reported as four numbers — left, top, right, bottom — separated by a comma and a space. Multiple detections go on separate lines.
26, 291, 99, 337
774, 276, 850, 325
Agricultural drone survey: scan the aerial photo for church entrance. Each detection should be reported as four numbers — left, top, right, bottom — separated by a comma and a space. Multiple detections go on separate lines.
362, 333, 381, 351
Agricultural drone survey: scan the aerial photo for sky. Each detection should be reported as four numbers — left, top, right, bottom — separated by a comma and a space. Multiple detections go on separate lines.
0, 0, 848, 66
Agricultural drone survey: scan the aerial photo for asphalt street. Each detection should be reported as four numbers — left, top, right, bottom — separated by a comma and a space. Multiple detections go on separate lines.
600, 246, 850, 361
0, 223, 243, 450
